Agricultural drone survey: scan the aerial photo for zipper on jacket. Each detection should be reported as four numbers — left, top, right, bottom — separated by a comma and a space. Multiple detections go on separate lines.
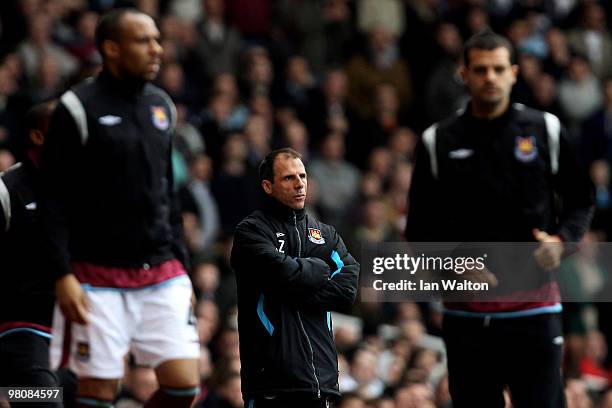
293, 212, 302, 256
294, 211, 320, 398
297, 311, 321, 398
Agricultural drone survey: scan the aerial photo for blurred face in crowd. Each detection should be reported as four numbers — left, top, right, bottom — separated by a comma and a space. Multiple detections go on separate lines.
461, 47, 518, 111
324, 69, 348, 102
104, 12, 163, 81
568, 56, 590, 82
262, 155, 307, 210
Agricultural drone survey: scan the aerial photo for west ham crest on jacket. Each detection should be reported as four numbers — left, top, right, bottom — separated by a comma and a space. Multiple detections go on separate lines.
151, 106, 169, 130
514, 136, 537, 163
308, 228, 325, 244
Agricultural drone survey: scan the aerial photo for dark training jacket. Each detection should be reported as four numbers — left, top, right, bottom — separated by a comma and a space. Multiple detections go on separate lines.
406, 103, 594, 312
0, 161, 54, 330
231, 197, 359, 401
39, 70, 188, 278
406, 103, 593, 242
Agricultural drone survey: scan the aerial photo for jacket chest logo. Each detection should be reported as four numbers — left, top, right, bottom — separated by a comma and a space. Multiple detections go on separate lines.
98, 115, 122, 126
514, 136, 537, 163
308, 228, 325, 244
448, 148, 474, 159
151, 106, 169, 130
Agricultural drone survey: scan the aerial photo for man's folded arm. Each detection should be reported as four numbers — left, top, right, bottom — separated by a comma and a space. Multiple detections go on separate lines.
299, 230, 360, 311
231, 222, 330, 297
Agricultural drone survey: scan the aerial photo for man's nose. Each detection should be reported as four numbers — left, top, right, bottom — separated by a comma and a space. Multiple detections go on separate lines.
485, 68, 497, 82
151, 40, 163, 56
295, 178, 305, 188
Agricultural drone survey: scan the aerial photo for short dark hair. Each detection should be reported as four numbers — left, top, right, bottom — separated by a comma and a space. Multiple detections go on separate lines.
463, 29, 515, 67
25, 100, 57, 134
95, 8, 142, 58
13, 100, 57, 158
259, 148, 302, 182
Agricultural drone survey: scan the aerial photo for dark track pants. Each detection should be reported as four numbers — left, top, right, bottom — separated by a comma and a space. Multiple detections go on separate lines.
0, 331, 62, 407
443, 312, 565, 408
245, 393, 335, 408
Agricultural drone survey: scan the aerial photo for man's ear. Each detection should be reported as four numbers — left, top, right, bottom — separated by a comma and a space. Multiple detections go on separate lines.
102, 39, 120, 60
459, 65, 467, 84
29, 129, 44, 147
511, 64, 519, 85
262, 179, 272, 195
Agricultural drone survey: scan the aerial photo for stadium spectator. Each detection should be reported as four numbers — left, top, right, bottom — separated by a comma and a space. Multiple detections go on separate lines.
388, 127, 418, 164
346, 27, 412, 120
425, 22, 468, 124
280, 0, 352, 76
567, 2, 612, 79
351, 82, 408, 168
211, 133, 261, 235
240, 46, 274, 101
340, 348, 385, 399
558, 52, 603, 136
357, 0, 405, 39
394, 382, 435, 408
281, 119, 310, 162
193, 0, 243, 81
306, 67, 357, 148
180, 154, 221, 254
544, 27, 571, 80
309, 132, 360, 229
17, 13, 78, 83
581, 76, 612, 166
336, 393, 366, 408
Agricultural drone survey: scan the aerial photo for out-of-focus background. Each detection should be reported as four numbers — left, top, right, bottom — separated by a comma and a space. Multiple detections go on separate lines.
2, 0, 612, 407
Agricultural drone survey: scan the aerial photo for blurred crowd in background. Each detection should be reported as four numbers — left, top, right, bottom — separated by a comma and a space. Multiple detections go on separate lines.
2, 0, 612, 407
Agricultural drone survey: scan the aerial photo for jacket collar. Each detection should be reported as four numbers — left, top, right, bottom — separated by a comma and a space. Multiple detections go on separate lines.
97, 68, 146, 99
462, 101, 517, 126
262, 194, 306, 222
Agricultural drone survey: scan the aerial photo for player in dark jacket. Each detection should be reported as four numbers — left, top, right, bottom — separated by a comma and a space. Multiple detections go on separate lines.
0, 101, 61, 405
231, 148, 359, 408
406, 31, 593, 407
39, 9, 198, 408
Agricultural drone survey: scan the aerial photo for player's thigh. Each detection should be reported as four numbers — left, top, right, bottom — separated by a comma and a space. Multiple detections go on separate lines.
505, 314, 565, 408
51, 290, 131, 380
78, 377, 121, 401
442, 315, 506, 408
155, 358, 199, 388
0, 332, 58, 387
130, 276, 199, 379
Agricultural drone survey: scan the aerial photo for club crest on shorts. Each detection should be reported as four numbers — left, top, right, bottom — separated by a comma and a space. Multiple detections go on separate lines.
308, 228, 325, 244
76, 341, 90, 361
150, 106, 169, 130
514, 136, 537, 163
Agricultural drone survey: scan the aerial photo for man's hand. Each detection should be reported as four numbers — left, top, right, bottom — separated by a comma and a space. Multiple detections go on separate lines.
459, 266, 499, 287
533, 229, 564, 271
55, 273, 90, 324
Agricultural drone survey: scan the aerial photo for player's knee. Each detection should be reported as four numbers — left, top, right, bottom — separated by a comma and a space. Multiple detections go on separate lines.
77, 378, 121, 402
155, 358, 199, 388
